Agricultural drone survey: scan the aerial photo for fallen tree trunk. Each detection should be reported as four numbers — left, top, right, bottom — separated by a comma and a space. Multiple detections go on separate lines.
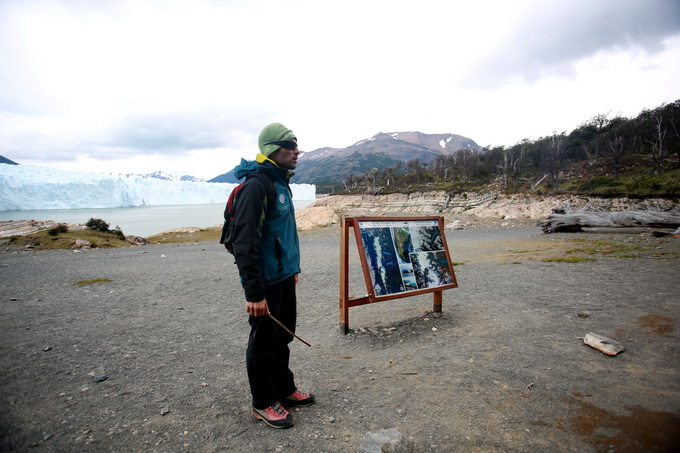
538, 210, 680, 233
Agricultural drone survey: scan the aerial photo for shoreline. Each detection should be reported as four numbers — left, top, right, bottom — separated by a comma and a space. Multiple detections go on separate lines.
2, 191, 679, 239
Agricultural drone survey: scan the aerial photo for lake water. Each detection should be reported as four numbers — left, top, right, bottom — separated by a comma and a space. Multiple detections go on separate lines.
0, 200, 315, 237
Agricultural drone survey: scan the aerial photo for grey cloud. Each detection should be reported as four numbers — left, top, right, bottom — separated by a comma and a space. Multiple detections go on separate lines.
461, 0, 680, 88
96, 109, 266, 157
87, 111, 262, 159
1, 109, 269, 164
105, 114, 223, 151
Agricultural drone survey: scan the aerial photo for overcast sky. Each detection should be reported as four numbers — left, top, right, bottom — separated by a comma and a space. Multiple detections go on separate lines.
1, 0, 679, 180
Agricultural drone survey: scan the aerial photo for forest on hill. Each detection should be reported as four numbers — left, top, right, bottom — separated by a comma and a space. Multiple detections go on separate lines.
339, 100, 680, 198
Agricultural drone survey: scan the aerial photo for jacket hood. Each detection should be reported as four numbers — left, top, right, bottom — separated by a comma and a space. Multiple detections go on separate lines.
233, 157, 292, 183
233, 158, 259, 180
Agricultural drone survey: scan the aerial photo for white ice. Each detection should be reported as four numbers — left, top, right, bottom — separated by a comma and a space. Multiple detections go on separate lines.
0, 165, 316, 210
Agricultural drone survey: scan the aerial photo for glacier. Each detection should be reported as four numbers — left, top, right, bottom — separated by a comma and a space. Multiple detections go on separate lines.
0, 164, 316, 211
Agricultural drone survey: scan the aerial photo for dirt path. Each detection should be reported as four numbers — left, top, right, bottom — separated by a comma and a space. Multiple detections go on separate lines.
1, 226, 679, 452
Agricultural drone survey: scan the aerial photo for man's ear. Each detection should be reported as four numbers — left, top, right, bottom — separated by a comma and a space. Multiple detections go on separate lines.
268, 148, 282, 164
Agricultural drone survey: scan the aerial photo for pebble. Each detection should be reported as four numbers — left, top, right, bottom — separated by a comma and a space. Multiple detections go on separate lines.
92, 375, 108, 383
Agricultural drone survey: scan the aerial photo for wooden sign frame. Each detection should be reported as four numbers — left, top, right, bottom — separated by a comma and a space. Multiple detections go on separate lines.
339, 216, 458, 334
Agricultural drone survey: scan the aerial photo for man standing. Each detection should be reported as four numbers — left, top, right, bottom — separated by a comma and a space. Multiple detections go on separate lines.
230, 123, 315, 429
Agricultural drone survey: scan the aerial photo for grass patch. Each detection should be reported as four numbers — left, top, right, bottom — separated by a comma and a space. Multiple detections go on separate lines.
9, 229, 131, 250
542, 256, 597, 263
146, 227, 221, 244
9, 224, 222, 249
543, 233, 679, 262
73, 278, 112, 286
565, 236, 667, 259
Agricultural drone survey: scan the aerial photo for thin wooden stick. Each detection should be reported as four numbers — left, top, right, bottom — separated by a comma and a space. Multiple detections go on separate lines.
267, 314, 312, 347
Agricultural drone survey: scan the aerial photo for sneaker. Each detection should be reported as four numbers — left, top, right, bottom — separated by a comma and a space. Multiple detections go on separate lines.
252, 402, 294, 429
281, 390, 315, 407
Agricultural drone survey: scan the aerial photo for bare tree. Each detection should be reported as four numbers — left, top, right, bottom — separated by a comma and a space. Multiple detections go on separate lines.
431, 155, 448, 183
406, 159, 424, 183
456, 149, 481, 181
666, 100, 680, 167
342, 174, 359, 191
646, 114, 668, 176
545, 133, 566, 189
363, 168, 380, 192
603, 134, 625, 179
495, 146, 524, 190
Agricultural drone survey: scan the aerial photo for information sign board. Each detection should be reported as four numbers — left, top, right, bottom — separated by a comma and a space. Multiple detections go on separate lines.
339, 216, 458, 333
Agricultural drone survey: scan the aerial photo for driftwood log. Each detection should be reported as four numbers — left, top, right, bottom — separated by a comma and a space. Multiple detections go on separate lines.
583, 332, 625, 356
538, 210, 680, 233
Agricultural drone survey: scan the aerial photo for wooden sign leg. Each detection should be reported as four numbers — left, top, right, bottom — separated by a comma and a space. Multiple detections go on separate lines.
339, 218, 350, 334
433, 290, 442, 313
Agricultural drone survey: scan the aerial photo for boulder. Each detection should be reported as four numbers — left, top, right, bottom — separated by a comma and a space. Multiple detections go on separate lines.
71, 239, 91, 249
125, 235, 148, 246
446, 220, 464, 230
358, 428, 413, 453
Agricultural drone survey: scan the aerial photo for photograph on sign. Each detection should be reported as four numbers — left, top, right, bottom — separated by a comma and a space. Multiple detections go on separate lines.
358, 219, 454, 297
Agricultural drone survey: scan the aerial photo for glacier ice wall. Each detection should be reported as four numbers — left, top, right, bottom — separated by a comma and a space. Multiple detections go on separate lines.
0, 165, 316, 211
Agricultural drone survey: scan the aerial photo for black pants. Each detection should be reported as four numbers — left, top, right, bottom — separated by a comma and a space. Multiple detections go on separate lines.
246, 276, 297, 409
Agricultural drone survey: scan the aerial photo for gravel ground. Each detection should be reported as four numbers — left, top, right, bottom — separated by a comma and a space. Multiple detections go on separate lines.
1, 225, 679, 452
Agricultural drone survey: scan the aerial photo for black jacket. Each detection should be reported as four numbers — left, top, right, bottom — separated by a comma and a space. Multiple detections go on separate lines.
232, 159, 301, 302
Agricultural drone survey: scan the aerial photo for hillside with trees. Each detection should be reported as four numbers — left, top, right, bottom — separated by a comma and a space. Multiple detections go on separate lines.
339, 100, 680, 198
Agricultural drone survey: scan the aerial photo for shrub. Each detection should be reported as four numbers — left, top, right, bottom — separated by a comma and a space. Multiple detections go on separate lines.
47, 223, 69, 236
112, 227, 125, 240
86, 218, 110, 232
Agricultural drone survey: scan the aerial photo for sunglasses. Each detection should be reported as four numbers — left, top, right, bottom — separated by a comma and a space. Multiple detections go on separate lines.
263, 140, 298, 150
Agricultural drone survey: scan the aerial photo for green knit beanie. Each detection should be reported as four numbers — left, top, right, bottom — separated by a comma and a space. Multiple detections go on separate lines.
258, 123, 296, 157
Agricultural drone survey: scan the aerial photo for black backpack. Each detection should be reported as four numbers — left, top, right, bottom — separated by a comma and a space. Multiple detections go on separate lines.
219, 172, 277, 254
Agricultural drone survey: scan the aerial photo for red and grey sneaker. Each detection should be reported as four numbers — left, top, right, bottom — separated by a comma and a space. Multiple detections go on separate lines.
281, 390, 315, 408
252, 402, 294, 429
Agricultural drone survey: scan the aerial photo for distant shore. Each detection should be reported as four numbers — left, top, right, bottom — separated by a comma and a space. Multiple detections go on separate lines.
2, 192, 678, 240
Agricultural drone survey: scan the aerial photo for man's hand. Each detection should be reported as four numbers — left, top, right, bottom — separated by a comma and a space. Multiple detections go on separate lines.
246, 299, 269, 317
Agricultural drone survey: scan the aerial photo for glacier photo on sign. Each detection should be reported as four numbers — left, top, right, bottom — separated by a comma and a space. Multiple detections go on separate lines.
359, 226, 404, 296
411, 250, 454, 289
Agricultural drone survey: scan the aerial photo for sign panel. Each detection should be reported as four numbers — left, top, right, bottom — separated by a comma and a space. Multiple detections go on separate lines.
356, 218, 456, 298
340, 216, 458, 333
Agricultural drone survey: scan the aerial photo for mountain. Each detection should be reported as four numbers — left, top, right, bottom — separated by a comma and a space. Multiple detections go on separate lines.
209, 131, 480, 186
127, 170, 205, 182
380, 131, 478, 155
1, 156, 20, 165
